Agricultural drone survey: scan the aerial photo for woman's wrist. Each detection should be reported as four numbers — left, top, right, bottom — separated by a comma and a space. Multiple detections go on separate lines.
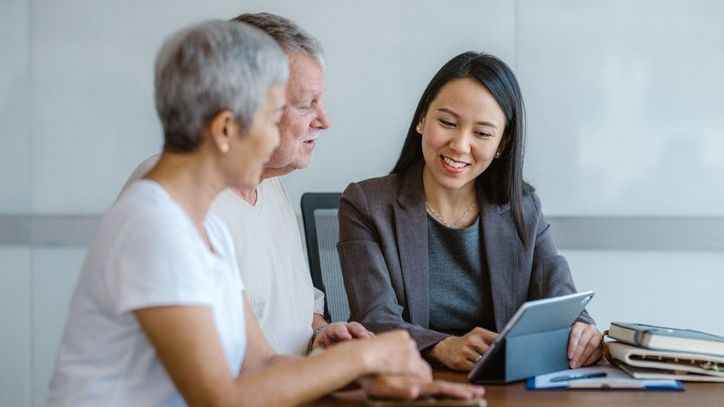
426, 337, 453, 367
428, 339, 444, 364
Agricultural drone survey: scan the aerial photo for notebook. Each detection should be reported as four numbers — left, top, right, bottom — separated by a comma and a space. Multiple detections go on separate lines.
607, 341, 724, 382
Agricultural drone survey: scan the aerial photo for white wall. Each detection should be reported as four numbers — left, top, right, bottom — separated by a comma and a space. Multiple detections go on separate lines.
0, 0, 30, 213
2, 1, 723, 406
0, 247, 31, 406
518, 0, 724, 217
565, 249, 724, 334
8, 0, 724, 214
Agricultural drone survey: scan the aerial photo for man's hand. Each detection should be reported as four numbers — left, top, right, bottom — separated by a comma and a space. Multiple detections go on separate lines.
568, 322, 603, 368
312, 321, 374, 349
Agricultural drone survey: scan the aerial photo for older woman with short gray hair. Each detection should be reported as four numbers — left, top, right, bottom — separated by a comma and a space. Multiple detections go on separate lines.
47, 20, 471, 406
154, 19, 289, 152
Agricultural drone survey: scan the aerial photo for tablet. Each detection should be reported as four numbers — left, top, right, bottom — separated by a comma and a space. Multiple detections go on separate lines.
467, 291, 594, 382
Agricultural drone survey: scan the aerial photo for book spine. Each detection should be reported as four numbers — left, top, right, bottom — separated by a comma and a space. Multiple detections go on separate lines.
633, 328, 657, 347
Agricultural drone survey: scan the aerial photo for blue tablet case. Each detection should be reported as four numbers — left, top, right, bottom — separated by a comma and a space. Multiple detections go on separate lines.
468, 291, 594, 384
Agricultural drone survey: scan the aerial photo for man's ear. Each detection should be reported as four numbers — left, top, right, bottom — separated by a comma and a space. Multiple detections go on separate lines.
208, 110, 236, 154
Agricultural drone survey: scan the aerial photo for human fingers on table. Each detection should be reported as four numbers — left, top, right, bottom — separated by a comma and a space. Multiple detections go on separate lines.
581, 331, 604, 366
360, 375, 420, 400
567, 322, 586, 364
418, 380, 486, 400
570, 324, 600, 368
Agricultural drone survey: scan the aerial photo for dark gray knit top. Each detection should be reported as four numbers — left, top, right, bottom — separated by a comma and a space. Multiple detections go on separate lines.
427, 215, 495, 336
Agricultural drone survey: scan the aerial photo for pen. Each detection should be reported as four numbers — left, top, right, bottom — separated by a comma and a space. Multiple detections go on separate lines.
549, 372, 607, 382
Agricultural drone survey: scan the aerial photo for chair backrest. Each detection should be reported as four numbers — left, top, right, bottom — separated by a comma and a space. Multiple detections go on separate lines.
300, 192, 350, 322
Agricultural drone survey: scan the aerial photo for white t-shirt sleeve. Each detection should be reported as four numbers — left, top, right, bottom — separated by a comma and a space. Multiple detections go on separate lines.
108, 207, 218, 314
313, 287, 325, 316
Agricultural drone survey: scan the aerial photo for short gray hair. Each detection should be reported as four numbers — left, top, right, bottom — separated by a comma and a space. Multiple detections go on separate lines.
154, 20, 288, 152
231, 12, 324, 67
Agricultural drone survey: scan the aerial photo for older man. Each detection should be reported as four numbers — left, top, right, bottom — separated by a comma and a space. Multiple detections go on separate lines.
219, 12, 372, 354
122, 12, 369, 356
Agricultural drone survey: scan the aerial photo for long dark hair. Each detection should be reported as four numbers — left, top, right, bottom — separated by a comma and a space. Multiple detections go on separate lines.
392, 52, 530, 245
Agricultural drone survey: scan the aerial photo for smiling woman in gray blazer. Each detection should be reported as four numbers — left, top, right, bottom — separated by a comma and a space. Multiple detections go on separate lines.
338, 52, 603, 372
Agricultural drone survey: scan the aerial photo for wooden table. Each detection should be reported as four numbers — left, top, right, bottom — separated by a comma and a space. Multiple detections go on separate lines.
307, 370, 724, 407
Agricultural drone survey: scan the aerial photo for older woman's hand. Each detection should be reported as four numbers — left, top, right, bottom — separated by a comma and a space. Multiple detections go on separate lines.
568, 322, 604, 368
360, 375, 485, 401
349, 330, 432, 381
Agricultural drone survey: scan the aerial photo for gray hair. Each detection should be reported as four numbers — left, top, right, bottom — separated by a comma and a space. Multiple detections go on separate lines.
154, 20, 289, 152
231, 12, 324, 68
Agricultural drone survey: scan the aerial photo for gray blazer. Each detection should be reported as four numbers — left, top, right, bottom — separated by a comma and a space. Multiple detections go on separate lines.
337, 163, 593, 350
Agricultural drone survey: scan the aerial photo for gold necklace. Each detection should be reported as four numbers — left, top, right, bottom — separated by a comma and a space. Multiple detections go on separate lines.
425, 200, 477, 228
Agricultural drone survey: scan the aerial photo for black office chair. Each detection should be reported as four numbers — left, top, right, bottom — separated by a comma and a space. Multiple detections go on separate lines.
300, 192, 350, 322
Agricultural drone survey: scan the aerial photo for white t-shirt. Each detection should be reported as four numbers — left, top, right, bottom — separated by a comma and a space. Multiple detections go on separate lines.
122, 155, 324, 356
48, 181, 247, 407
212, 178, 323, 356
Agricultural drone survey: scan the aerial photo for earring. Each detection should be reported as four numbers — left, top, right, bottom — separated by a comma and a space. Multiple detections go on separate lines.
495, 151, 501, 158
220, 143, 229, 153
416, 118, 424, 133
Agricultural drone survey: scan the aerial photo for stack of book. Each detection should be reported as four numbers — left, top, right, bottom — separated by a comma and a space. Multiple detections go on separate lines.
605, 322, 724, 382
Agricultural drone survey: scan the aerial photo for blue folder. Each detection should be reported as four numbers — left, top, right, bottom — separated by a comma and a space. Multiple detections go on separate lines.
526, 366, 684, 391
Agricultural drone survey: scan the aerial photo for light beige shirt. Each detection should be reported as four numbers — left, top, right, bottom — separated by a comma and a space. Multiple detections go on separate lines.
122, 157, 324, 356
211, 178, 324, 356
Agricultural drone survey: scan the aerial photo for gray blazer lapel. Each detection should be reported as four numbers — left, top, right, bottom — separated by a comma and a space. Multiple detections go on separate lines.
394, 164, 430, 327
479, 189, 518, 332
